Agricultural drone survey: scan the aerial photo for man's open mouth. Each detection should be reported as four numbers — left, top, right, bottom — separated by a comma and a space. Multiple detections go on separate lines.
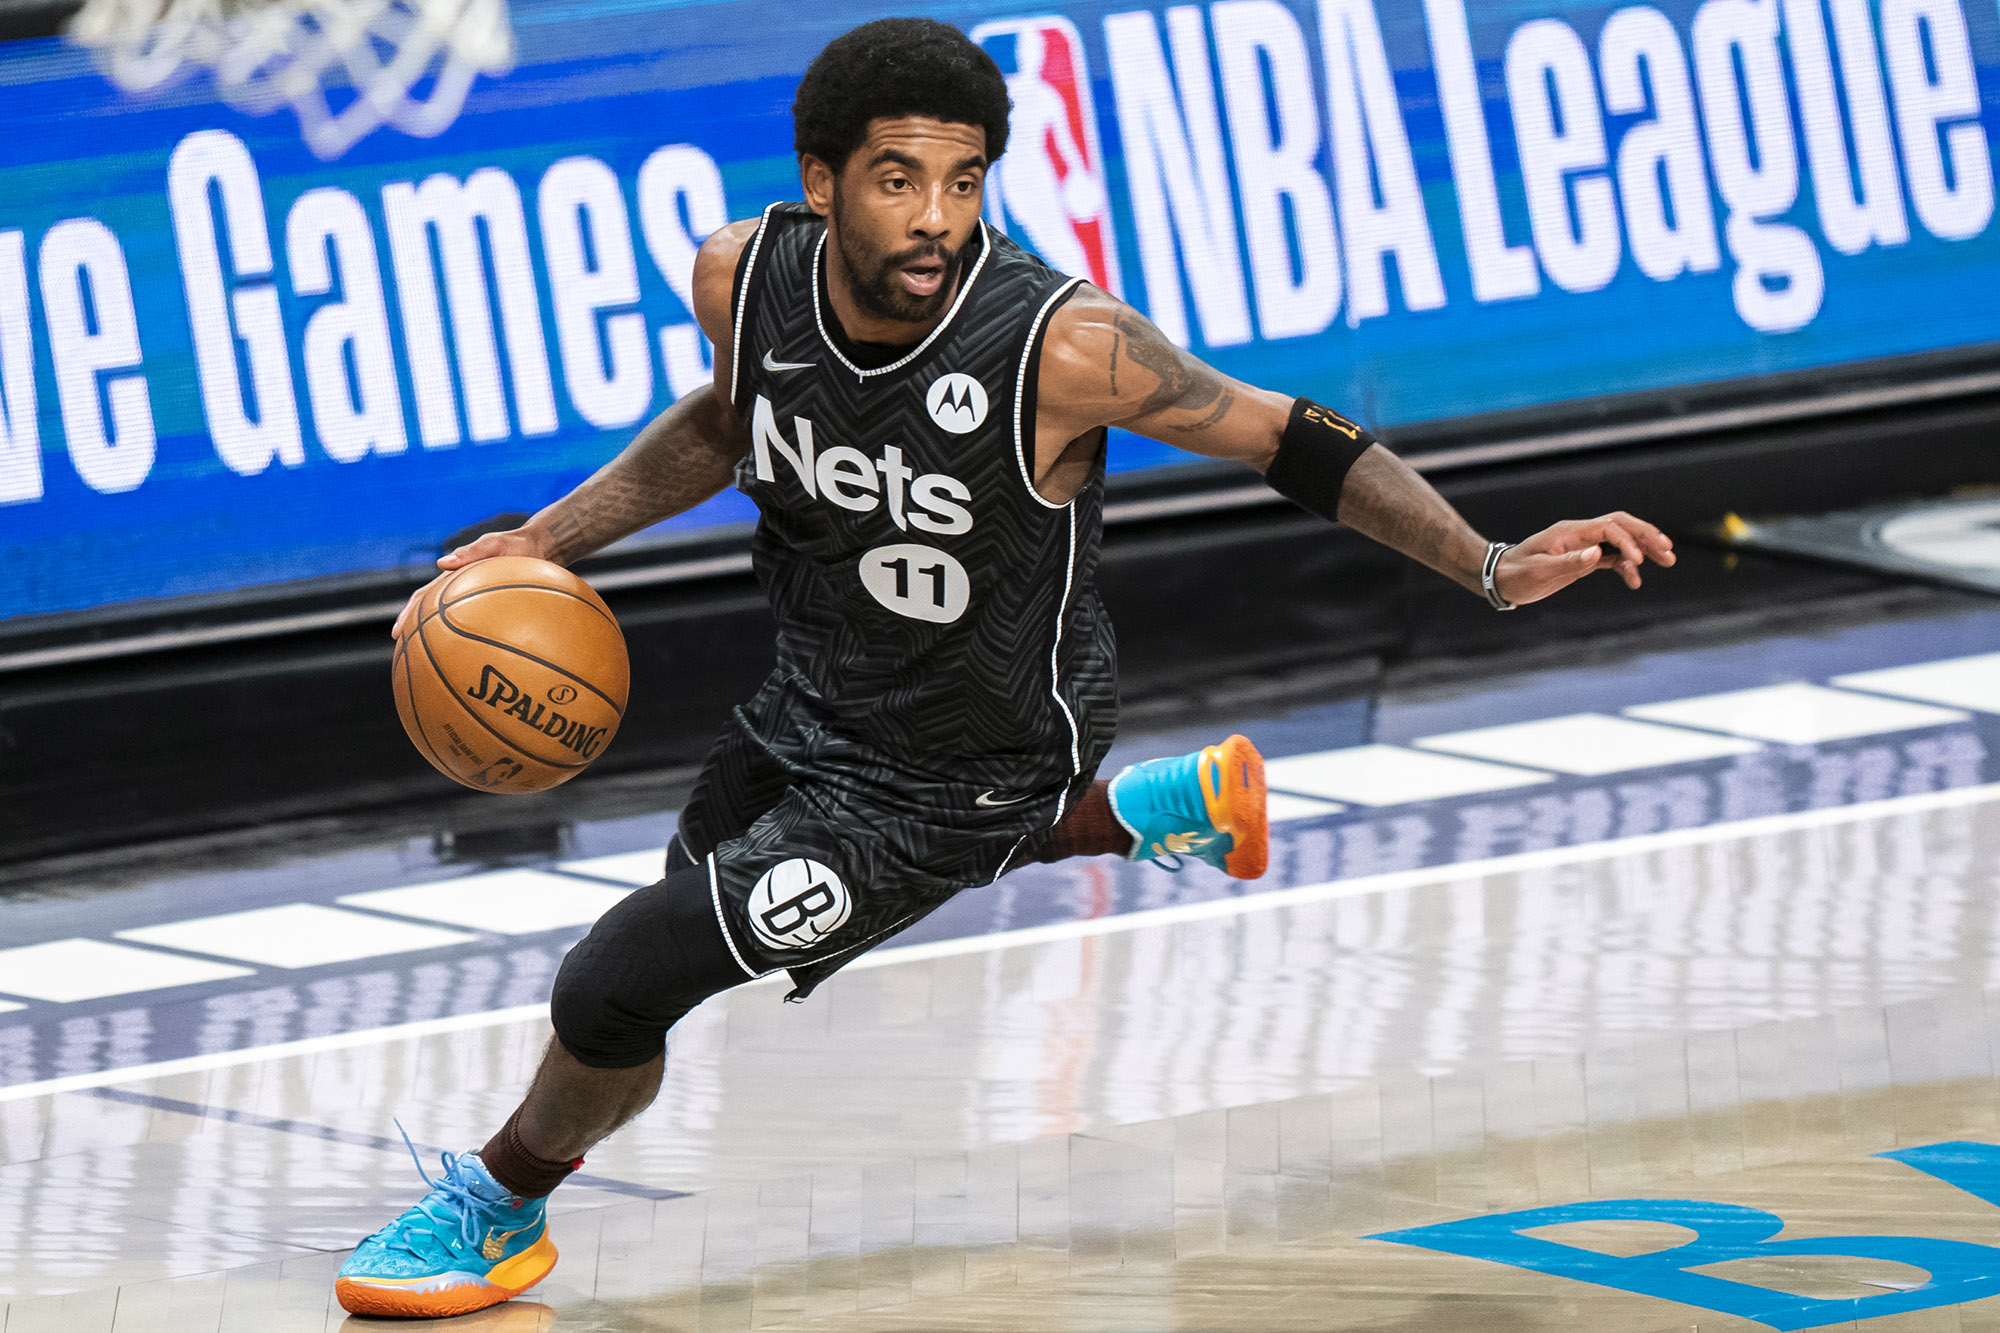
898, 259, 946, 296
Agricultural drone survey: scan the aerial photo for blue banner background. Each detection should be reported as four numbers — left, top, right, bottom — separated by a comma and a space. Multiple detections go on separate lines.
1, 0, 1996, 621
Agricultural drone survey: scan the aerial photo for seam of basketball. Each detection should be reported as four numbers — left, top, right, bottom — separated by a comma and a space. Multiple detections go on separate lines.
410, 570, 467, 636
423, 564, 477, 629
416, 615, 591, 770
433, 600, 627, 719
440, 580, 618, 629
398, 633, 461, 782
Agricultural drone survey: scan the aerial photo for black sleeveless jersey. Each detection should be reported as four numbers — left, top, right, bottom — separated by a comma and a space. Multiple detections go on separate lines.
727, 202, 1116, 805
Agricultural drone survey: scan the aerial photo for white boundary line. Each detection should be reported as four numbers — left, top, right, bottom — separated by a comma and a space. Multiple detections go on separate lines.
0, 1003, 552, 1104
833, 778, 2000, 969
5, 780, 1996, 1105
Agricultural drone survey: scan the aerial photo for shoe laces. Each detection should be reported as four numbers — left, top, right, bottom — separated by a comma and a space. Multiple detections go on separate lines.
384, 1119, 492, 1260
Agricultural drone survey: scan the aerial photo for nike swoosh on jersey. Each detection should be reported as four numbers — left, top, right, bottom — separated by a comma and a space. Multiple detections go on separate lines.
762, 350, 816, 373
975, 790, 1030, 807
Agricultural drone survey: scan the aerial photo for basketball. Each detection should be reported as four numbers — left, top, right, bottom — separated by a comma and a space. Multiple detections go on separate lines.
392, 557, 630, 794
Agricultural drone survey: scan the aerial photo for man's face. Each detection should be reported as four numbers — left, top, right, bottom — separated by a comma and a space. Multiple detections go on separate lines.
808, 117, 989, 326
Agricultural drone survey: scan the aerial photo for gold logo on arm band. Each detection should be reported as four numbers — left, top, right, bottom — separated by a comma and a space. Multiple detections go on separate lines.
1301, 404, 1361, 439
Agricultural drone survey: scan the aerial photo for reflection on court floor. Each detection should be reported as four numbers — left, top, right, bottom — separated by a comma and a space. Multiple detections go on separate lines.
5, 603, 2000, 1091
11, 789, 2000, 1328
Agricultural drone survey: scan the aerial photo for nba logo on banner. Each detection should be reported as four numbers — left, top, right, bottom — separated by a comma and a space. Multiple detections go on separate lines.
970, 16, 1122, 296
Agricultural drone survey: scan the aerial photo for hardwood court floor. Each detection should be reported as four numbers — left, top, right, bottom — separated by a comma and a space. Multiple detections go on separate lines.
8, 791, 2000, 1330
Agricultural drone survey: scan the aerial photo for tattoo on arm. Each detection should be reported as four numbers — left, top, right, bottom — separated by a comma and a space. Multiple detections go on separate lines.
1340, 482, 1454, 569
540, 388, 746, 564
1186, 393, 1234, 431
1113, 309, 1235, 431
1336, 445, 1485, 591
544, 461, 707, 566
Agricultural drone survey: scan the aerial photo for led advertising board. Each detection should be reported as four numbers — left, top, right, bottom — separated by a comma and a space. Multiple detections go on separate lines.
1, 0, 1996, 622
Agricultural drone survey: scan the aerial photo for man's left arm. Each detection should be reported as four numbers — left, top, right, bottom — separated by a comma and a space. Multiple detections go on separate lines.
1035, 289, 1674, 604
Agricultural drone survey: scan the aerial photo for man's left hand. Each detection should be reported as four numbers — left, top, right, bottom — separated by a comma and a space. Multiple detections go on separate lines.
1495, 512, 1675, 605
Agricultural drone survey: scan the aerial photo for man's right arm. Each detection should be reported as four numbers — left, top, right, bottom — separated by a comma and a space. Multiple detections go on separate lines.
531, 377, 748, 565
393, 218, 759, 635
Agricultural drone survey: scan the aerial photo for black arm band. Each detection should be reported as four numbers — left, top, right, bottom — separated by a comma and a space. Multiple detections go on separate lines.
1264, 397, 1379, 522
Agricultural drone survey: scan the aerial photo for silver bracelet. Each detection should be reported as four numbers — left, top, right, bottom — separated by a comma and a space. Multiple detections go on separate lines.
1481, 540, 1517, 611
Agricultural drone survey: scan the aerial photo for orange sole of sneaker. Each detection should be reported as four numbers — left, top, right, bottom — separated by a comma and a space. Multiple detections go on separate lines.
335, 1234, 557, 1318
1213, 733, 1268, 880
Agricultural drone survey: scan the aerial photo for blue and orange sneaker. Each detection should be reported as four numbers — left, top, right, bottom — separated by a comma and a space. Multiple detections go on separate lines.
335, 1131, 557, 1319
1107, 733, 1268, 878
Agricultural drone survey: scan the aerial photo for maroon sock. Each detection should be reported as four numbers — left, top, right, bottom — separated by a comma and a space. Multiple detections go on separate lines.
1025, 781, 1134, 864
479, 1108, 582, 1200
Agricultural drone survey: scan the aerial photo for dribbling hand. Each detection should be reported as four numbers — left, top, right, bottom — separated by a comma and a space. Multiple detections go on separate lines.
391, 526, 555, 641
1493, 512, 1675, 607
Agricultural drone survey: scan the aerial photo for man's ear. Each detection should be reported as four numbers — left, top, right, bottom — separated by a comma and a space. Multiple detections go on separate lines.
800, 155, 835, 216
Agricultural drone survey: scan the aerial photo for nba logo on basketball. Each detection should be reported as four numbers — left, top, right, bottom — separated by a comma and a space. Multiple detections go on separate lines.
970, 16, 1121, 296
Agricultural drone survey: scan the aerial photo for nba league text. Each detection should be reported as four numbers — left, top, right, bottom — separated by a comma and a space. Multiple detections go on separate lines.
0, 0, 1988, 506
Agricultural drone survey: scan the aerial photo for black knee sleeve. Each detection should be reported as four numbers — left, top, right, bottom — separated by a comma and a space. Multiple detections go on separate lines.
550, 860, 748, 1068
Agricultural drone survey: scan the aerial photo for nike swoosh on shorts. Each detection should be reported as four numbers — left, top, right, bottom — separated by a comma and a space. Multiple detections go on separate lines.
975, 791, 1029, 807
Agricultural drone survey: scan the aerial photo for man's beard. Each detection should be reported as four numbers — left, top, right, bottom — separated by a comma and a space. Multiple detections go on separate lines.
833, 211, 966, 324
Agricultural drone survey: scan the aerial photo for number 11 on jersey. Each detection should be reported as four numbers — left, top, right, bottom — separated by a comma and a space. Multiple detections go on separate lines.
859, 543, 971, 624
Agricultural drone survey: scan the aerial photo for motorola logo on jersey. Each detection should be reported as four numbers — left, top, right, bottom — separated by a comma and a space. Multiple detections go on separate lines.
925, 373, 989, 434
746, 857, 852, 950
749, 395, 975, 536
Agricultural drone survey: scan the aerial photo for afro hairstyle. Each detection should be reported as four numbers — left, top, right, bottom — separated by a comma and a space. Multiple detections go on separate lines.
792, 18, 1011, 173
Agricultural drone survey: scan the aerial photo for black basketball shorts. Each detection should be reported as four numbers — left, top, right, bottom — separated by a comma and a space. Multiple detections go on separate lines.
674, 671, 1102, 1000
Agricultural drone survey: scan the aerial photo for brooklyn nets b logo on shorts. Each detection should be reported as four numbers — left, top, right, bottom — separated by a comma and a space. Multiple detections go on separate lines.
746, 857, 853, 950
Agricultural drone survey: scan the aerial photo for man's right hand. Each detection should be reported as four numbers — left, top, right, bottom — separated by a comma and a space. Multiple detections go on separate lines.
391, 524, 556, 641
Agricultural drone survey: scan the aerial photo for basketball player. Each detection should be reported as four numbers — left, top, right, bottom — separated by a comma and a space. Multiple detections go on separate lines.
336, 18, 1674, 1317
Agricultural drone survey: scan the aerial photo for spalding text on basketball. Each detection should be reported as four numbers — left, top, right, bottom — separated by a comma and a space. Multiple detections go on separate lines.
465, 664, 609, 758
749, 396, 974, 536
